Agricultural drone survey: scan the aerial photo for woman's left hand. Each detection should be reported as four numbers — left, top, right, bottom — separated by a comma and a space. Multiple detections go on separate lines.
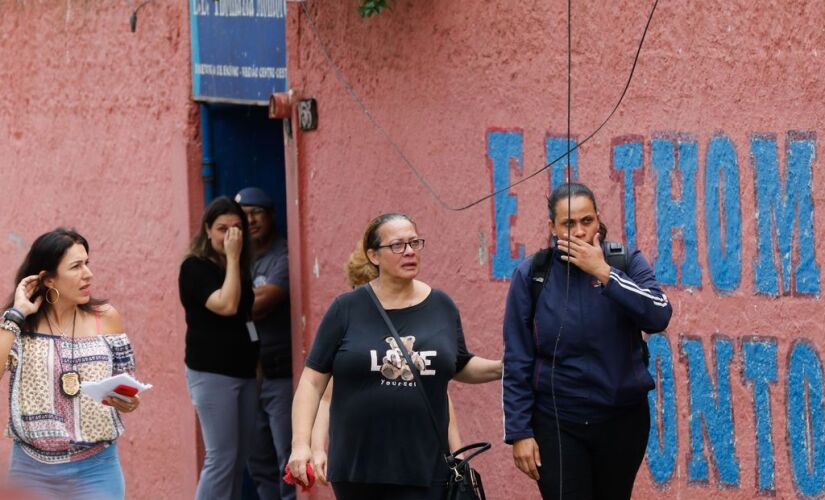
104, 395, 140, 413
311, 448, 329, 486
557, 233, 611, 283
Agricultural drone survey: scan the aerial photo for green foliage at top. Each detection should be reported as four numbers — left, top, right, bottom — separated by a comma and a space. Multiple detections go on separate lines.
359, 0, 391, 17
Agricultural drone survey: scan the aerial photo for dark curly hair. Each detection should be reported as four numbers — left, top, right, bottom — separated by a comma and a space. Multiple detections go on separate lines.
6, 228, 108, 329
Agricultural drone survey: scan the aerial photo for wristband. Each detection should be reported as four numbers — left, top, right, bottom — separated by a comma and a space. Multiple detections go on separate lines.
1, 320, 21, 336
3, 309, 24, 327
9, 307, 26, 319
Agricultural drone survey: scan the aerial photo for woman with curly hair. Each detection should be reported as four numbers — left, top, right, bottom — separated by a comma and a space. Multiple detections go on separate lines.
289, 213, 500, 499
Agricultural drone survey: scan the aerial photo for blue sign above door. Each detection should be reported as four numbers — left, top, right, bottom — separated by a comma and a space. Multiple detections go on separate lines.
190, 0, 288, 105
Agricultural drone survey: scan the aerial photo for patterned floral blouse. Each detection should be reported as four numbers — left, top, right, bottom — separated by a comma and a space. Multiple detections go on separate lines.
5, 330, 136, 464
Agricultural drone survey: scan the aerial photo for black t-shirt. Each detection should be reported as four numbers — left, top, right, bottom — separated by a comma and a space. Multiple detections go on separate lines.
306, 285, 473, 486
179, 256, 258, 378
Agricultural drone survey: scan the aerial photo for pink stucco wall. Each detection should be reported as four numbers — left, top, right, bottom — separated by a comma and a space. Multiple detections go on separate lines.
2, 1, 822, 498
286, 1, 825, 499
0, 1, 201, 498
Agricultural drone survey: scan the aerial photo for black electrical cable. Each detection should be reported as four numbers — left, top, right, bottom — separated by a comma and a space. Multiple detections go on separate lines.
549, 0, 574, 494
300, 3, 661, 496
299, 0, 660, 212
129, 0, 156, 33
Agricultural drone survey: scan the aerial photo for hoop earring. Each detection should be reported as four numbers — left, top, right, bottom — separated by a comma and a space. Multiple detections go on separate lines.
46, 287, 60, 305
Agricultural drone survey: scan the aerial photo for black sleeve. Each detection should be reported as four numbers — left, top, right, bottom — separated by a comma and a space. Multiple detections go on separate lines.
305, 297, 346, 373
455, 310, 473, 373
438, 291, 473, 372
178, 257, 220, 310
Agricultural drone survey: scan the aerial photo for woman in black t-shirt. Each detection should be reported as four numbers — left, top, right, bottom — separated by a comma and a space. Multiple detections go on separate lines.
308, 240, 501, 490
178, 196, 258, 500
288, 213, 499, 500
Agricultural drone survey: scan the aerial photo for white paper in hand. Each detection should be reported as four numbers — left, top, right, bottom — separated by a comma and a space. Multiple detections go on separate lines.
80, 373, 152, 403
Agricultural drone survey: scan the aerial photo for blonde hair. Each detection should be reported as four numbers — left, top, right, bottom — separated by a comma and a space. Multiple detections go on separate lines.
345, 240, 378, 288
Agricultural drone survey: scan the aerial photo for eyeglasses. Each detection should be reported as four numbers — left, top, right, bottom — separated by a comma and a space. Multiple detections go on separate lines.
376, 239, 426, 254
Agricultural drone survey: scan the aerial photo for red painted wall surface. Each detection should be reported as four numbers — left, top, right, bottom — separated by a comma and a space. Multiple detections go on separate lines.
285, 1, 825, 499
0, 1, 201, 498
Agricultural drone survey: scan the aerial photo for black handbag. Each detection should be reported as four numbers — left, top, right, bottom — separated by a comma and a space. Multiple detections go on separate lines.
366, 286, 489, 500
444, 442, 490, 500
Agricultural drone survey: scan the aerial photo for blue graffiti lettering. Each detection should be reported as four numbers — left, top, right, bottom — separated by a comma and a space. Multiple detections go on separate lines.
742, 337, 778, 492
705, 135, 742, 293
652, 138, 701, 287
646, 335, 678, 484
750, 133, 820, 295
488, 131, 525, 279
786, 341, 825, 497
681, 336, 740, 486
546, 136, 579, 191
612, 139, 644, 249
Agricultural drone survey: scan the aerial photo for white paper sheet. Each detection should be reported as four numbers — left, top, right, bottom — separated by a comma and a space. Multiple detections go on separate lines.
80, 373, 152, 403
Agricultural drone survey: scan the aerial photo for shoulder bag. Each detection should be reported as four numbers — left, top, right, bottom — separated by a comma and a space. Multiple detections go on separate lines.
365, 285, 489, 500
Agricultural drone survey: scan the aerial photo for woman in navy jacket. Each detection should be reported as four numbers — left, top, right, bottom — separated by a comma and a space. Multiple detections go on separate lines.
503, 182, 672, 499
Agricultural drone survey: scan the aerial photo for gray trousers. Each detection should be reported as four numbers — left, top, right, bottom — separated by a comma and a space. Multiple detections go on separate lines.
186, 368, 257, 500
247, 377, 296, 500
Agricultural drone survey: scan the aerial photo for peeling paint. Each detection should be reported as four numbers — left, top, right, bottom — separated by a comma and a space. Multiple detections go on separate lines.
7, 232, 25, 258
478, 231, 487, 265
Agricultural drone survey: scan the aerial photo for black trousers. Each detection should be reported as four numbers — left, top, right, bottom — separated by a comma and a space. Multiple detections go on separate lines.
331, 481, 443, 500
533, 401, 650, 500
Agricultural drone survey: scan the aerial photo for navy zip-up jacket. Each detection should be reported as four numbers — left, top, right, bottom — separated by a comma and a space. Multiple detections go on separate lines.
502, 246, 671, 443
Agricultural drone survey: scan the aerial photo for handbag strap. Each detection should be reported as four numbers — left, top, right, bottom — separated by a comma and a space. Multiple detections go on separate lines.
365, 285, 451, 458
450, 441, 492, 465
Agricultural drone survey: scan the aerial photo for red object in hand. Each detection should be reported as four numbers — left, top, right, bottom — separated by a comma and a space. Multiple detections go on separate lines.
113, 385, 139, 397
283, 463, 315, 492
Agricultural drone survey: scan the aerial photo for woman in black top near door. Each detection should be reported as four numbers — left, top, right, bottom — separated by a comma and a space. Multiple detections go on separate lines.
178, 196, 258, 500
288, 213, 500, 500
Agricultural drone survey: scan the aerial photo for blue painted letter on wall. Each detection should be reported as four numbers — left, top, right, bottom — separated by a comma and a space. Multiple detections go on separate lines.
681, 336, 740, 486
750, 133, 820, 295
546, 136, 579, 192
652, 137, 701, 287
786, 341, 825, 497
742, 337, 778, 492
489, 131, 525, 279
646, 335, 678, 484
612, 139, 644, 249
705, 135, 742, 292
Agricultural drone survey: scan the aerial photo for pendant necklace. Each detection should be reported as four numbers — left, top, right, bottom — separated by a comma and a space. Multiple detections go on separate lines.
47, 308, 81, 398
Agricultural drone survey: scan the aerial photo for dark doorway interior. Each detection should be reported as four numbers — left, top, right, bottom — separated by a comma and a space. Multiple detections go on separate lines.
207, 103, 287, 235
199, 103, 287, 500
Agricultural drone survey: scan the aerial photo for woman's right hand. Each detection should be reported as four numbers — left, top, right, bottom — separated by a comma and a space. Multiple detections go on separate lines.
14, 275, 43, 318
287, 444, 313, 486
224, 227, 242, 262
513, 437, 542, 481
